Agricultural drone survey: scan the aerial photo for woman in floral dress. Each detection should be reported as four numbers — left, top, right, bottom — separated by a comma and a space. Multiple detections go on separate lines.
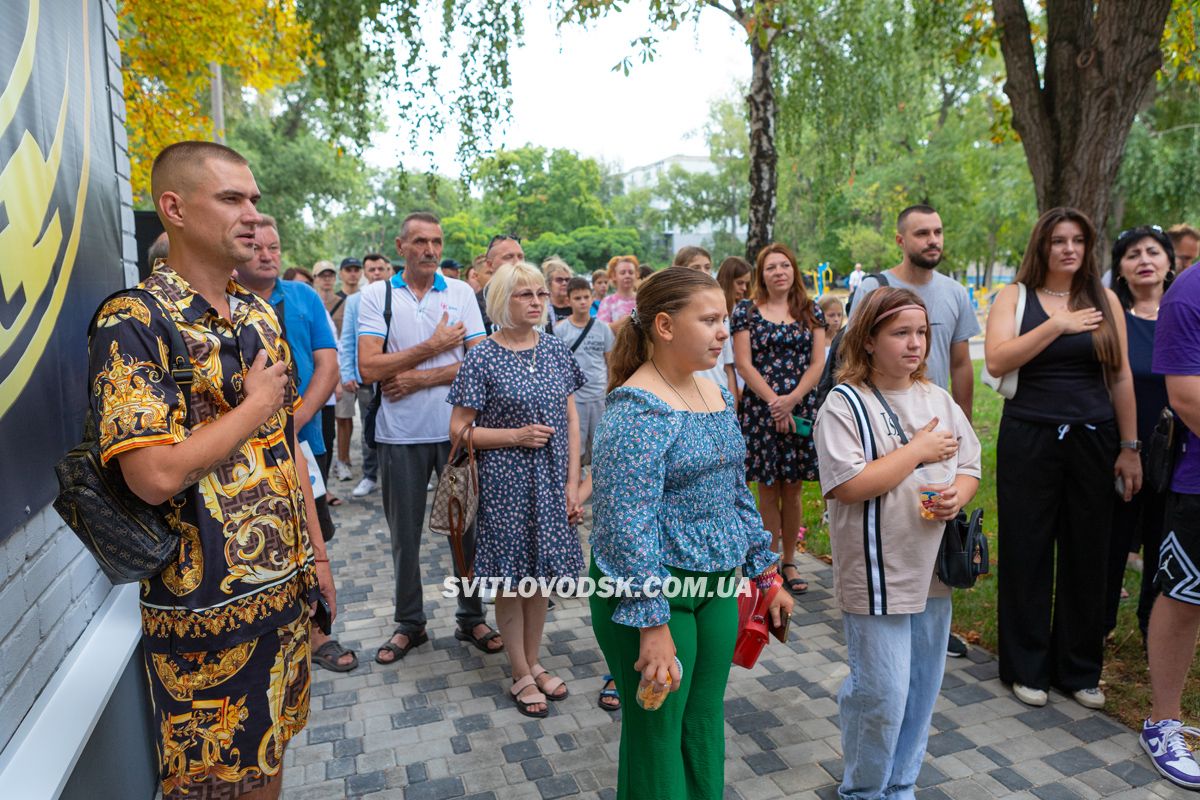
731, 242, 826, 595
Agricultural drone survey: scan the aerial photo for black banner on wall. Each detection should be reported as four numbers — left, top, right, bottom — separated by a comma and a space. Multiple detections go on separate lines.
0, 0, 125, 542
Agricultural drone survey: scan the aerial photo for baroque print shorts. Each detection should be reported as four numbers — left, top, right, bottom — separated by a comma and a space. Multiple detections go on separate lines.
144, 607, 311, 799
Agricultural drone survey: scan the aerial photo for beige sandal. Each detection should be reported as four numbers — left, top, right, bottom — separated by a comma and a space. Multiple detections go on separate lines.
510, 675, 548, 718
530, 664, 568, 701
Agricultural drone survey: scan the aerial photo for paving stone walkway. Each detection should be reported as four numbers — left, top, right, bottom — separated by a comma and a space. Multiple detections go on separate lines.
283, 478, 1189, 800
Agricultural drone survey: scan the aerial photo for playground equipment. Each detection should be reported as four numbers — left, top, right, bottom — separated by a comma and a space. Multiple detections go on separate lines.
806, 262, 835, 296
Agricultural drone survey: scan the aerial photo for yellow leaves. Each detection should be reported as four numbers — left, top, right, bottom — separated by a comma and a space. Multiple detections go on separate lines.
121, 0, 316, 200
1161, 0, 1199, 83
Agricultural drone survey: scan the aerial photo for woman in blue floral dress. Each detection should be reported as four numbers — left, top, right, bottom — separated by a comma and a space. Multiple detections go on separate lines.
448, 262, 585, 718
731, 242, 826, 595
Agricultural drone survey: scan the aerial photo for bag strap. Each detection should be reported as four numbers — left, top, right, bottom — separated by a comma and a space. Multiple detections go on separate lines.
869, 384, 909, 445
329, 295, 346, 316
89, 288, 194, 414
1014, 281, 1027, 332
569, 318, 596, 353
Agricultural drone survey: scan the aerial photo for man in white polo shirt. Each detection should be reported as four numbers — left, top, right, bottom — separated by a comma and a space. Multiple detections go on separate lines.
358, 212, 503, 664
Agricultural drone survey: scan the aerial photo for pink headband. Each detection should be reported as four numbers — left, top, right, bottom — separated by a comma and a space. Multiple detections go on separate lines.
873, 304, 926, 326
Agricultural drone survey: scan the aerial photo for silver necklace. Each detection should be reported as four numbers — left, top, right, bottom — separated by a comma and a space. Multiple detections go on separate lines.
650, 359, 710, 413
1039, 286, 1070, 298
502, 329, 538, 373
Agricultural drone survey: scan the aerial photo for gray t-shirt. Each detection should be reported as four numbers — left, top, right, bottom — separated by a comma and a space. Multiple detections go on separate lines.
850, 270, 980, 390
554, 318, 615, 403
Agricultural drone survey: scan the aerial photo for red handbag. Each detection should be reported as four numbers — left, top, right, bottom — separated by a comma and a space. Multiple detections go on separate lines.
733, 573, 783, 669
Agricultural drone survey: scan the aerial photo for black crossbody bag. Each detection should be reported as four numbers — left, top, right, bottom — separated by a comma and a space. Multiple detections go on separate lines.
363, 285, 392, 447
1146, 406, 1184, 494
869, 385, 989, 589
54, 289, 193, 584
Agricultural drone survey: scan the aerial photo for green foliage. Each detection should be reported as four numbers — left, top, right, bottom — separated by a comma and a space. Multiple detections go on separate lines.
473, 146, 614, 240
524, 226, 643, 271
1115, 78, 1200, 232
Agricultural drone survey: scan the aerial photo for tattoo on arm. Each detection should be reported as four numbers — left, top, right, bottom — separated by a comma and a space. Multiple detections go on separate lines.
177, 438, 250, 493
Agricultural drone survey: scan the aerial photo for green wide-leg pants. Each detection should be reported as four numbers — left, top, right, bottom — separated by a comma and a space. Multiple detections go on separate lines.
589, 558, 739, 800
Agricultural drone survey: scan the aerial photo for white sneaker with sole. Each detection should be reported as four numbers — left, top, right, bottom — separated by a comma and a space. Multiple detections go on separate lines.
1073, 687, 1106, 709
1013, 683, 1048, 707
334, 460, 353, 481
1142, 718, 1200, 789
352, 478, 377, 498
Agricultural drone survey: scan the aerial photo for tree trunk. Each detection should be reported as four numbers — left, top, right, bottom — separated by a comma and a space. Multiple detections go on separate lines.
993, 0, 1172, 236
745, 36, 777, 263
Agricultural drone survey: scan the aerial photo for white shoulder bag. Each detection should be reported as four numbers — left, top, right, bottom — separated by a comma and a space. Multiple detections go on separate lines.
981, 282, 1026, 400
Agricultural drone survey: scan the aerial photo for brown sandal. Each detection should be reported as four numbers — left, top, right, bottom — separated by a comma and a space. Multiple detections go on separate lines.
510, 675, 548, 718
374, 628, 427, 664
530, 664, 568, 701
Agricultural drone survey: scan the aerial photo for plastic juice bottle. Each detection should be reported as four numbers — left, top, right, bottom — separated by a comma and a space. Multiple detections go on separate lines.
636, 657, 683, 711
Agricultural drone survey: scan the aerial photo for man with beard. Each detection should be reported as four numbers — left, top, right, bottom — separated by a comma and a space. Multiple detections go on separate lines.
848, 203, 979, 658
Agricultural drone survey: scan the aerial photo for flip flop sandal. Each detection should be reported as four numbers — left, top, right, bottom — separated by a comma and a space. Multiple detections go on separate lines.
781, 562, 809, 595
597, 674, 620, 711
530, 664, 568, 701
455, 624, 504, 654
327, 495, 344, 507
313, 639, 358, 672
374, 628, 428, 664
510, 675, 549, 718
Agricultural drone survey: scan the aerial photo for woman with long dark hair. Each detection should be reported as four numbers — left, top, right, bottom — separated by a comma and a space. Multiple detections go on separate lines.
1105, 226, 1175, 643
731, 243, 826, 595
985, 207, 1142, 710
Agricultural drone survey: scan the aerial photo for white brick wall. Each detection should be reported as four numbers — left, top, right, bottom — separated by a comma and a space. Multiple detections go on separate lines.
0, 0, 133, 752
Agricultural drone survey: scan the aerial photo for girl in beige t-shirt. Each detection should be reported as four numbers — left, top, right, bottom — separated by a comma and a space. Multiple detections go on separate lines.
814, 287, 981, 800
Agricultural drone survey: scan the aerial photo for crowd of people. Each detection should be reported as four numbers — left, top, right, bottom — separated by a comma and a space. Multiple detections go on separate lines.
91, 139, 1200, 800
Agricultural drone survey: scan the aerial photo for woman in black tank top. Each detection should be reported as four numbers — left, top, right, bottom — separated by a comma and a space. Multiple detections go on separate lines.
984, 207, 1142, 711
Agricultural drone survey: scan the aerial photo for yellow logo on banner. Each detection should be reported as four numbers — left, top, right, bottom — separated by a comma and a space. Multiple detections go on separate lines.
0, 0, 93, 421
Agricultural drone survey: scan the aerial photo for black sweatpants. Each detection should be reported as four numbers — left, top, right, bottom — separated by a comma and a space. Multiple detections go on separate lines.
997, 416, 1117, 692
1104, 481, 1166, 639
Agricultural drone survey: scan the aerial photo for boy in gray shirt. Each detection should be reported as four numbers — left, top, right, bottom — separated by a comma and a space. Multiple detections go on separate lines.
554, 277, 614, 465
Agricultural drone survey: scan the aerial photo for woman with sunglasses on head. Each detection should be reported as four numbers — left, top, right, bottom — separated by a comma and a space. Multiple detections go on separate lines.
597, 256, 640, 324
1104, 226, 1176, 645
986, 207, 1142, 711
448, 262, 585, 718
731, 243, 826, 596
589, 268, 792, 800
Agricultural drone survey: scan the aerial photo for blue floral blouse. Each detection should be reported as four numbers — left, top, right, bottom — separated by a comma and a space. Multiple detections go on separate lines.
591, 385, 777, 627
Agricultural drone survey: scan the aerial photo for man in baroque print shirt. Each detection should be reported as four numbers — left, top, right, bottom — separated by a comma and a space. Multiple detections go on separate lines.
87, 140, 334, 800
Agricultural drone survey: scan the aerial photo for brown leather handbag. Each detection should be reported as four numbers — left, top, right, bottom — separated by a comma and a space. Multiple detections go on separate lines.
430, 423, 479, 580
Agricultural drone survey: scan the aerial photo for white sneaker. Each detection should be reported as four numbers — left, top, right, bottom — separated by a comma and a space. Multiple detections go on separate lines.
351, 478, 377, 498
334, 460, 353, 481
1013, 683, 1048, 707
1073, 687, 1106, 709
427, 479, 435, 491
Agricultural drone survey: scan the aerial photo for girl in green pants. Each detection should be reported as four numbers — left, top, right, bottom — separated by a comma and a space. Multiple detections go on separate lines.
589, 269, 793, 800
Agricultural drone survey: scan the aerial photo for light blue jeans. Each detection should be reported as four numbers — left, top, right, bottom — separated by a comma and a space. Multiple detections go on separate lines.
838, 596, 952, 800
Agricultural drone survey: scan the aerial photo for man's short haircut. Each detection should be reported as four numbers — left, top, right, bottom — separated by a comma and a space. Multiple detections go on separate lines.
400, 212, 440, 239
257, 214, 278, 231
1168, 223, 1200, 243
362, 252, 390, 265
150, 141, 249, 204
567, 276, 592, 296
897, 204, 938, 232
146, 233, 169, 269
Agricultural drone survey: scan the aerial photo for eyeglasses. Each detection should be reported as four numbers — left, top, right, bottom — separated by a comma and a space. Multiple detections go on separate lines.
488, 234, 522, 248
512, 290, 550, 303
551, 276, 570, 284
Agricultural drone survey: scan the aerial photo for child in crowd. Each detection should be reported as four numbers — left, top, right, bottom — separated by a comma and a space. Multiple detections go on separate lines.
591, 269, 609, 316
554, 277, 615, 466
814, 287, 981, 800
590, 268, 792, 799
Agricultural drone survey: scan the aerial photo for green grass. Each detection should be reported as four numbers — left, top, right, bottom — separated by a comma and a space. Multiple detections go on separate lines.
781, 363, 1200, 730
